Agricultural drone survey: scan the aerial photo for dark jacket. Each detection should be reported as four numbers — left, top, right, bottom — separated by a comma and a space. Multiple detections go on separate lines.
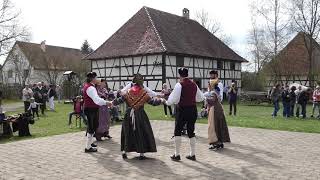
289, 90, 296, 105
228, 87, 237, 102
282, 90, 291, 103
48, 88, 56, 98
298, 91, 309, 105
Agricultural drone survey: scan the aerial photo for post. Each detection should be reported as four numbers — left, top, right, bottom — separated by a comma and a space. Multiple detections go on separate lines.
162, 54, 166, 85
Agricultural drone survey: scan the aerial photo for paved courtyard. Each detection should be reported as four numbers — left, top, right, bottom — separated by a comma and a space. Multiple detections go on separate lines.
1, 121, 320, 180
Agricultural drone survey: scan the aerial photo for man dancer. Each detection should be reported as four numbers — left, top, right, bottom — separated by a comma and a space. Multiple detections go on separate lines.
166, 68, 205, 161
209, 70, 224, 102
83, 72, 112, 153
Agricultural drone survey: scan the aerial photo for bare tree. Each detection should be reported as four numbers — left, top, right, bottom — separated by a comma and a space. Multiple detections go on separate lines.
251, 0, 291, 58
11, 53, 32, 86
0, 0, 30, 57
289, 0, 320, 88
38, 55, 65, 85
195, 9, 233, 46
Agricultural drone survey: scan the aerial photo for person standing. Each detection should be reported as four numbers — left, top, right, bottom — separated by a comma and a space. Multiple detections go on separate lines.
48, 85, 56, 111
83, 72, 112, 153
22, 85, 33, 112
270, 84, 281, 118
209, 70, 224, 102
95, 79, 112, 141
298, 88, 311, 119
34, 82, 47, 116
161, 83, 173, 117
295, 86, 303, 117
289, 86, 297, 117
228, 82, 237, 116
56, 85, 62, 103
311, 85, 320, 119
112, 74, 164, 160
281, 85, 291, 118
166, 68, 205, 161
205, 79, 230, 150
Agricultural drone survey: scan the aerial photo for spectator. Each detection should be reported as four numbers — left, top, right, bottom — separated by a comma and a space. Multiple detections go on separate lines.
311, 85, 320, 119
282, 85, 291, 118
34, 82, 47, 116
298, 88, 312, 119
228, 82, 237, 116
270, 84, 281, 117
56, 85, 62, 103
28, 97, 40, 119
289, 86, 297, 117
48, 85, 56, 111
22, 84, 33, 112
161, 83, 173, 117
295, 86, 303, 117
68, 96, 86, 128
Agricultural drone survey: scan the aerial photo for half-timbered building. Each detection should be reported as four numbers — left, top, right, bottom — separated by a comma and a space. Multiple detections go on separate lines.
86, 7, 247, 91
264, 32, 320, 88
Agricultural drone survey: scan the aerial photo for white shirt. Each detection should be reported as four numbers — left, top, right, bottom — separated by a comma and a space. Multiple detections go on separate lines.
166, 82, 205, 106
218, 82, 224, 102
86, 86, 108, 106
121, 83, 157, 97
22, 88, 33, 101
28, 102, 40, 110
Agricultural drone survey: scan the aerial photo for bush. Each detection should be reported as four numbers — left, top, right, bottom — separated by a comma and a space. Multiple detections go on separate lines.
242, 72, 266, 91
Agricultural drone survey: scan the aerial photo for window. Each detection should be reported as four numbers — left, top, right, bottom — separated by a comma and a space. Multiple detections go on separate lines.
8, 70, 13, 78
217, 61, 223, 69
23, 69, 29, 77
230, 62, 235, 70
176, 56, 184, 67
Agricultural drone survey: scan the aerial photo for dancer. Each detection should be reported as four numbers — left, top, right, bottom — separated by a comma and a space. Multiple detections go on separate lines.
83, 72, 112, 153
166, 68, 205, 161
112, 74, 165, 160
161, 83, 173, 117
209, 70, 224, 102
205, 79, 230, 150
96, 79, 112, 141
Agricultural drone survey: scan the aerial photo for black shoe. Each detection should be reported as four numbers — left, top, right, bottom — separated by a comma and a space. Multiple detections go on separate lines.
170, 154, 181, 161
91, 143, 97, 148
85, 147, 97, 153
139, 156, 146, 160
186, 155, 196, 161
122, 153, 127, 159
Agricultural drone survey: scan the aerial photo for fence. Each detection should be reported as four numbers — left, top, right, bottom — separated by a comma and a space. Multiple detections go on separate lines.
0, 84, 23, 99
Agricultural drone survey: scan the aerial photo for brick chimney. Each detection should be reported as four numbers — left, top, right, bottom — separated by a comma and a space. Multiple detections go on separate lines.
182, 8, 189, 19
40, 40, 46, 52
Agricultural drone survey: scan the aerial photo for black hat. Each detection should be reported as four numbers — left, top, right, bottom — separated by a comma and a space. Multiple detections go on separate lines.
132, 73, 144, 85
86, 72, 97, 78
178, 67, 188, 77
209, 70, 218, 75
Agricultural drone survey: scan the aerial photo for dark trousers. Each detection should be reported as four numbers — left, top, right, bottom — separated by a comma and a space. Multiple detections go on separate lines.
31, 107, 39, 118
40, 102, 46, 115
174, 105, 197, 138
84, 108, 99, 134
163, 104, 172, 116
24, 101, 30, 112
272, 100, 280, 116
283, 102, 290, 118
296, 104, 301, 117
229, 101, 237, 115
301, 103, 307, 118
290, 104, 295, 117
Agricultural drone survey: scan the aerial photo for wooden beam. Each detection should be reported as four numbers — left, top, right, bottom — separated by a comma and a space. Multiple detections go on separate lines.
162, 54, 166, 85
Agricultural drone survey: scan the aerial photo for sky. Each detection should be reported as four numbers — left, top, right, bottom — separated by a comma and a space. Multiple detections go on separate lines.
6, 0, 252, 68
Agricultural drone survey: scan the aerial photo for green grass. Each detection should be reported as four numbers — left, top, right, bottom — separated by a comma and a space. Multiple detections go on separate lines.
145, 103, 320, 134
2, 99, 21, 104
1, 102, 320, 144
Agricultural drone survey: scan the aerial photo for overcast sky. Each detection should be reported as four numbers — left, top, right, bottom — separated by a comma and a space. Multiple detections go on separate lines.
7, 0, 252, 67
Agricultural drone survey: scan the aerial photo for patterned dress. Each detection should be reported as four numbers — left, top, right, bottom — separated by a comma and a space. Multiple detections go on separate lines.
113, 85, 162, 153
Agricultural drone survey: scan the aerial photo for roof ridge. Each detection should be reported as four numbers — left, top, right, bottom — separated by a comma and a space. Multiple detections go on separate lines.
17, 41, 81, 51
144, 6, 167, 52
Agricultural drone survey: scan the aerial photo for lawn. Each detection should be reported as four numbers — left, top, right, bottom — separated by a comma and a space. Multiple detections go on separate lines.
1, 101, 320, 144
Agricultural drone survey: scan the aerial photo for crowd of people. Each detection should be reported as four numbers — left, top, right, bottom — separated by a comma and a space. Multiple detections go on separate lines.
22, 82, 60, 119
269, 84, 320, 119
81, 68, 230, 162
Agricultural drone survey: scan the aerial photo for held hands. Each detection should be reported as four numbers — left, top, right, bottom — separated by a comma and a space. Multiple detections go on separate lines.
106, 101, 113, 108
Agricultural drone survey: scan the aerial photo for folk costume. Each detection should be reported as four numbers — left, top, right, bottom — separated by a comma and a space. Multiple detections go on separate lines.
113, 74, 163, 160
83, 72, 111, 153
96, 81, 112, 141
205, 80, 230, 150
167, 68, 205, 161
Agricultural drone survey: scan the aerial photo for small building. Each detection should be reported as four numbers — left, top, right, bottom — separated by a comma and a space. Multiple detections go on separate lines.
264, 32, 320, 88
86, 7, 247, 91
2, 41, 84, 85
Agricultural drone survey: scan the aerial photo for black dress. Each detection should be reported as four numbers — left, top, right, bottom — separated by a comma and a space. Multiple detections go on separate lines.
113, 88, 162, 153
